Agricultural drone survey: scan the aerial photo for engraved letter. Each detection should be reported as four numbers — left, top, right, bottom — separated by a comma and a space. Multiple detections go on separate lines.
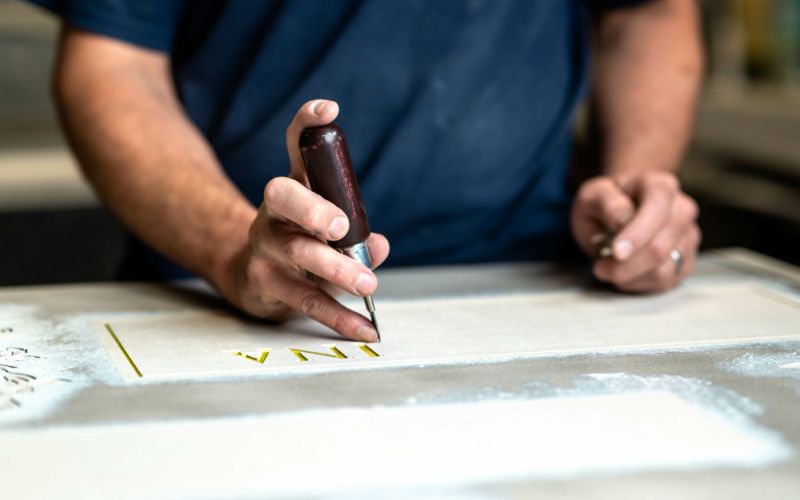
290, 346, 347, 362
233, 350, 271, 364
357, 344, 381, 358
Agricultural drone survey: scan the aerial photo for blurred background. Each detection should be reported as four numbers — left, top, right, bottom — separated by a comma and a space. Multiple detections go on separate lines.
0, 0, 798, 286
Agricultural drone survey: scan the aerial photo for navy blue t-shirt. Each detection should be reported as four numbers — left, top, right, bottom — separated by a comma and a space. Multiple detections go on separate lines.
31, 0, 647, 276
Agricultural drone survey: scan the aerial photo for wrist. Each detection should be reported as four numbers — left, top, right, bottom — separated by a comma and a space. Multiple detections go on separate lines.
206, 202, 257, 299
602, 161, 680, 180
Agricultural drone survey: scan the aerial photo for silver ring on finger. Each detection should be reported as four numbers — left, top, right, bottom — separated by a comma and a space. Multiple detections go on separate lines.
669, 249, 684, 276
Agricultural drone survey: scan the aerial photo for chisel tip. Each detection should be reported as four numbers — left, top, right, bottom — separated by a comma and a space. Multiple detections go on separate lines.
370, 311, 381, 343
364, 294, 380, 343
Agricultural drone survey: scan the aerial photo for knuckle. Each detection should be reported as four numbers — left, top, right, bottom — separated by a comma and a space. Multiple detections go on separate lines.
578, 177, 609, 199
650, 236, 672, 262
575, 187, 591, 205
600, 197, 621, 216
248, 217, 265, 250
593, 176, 615, 191
331, 312, 355, 336
244, 260, 262, 286
249, 215, 276, 256
244, 259, 272, 288
603, 200, 631, 227
264, 177, 287, 203
282, 236, 307, 263
647, 170, 678, 189
248, 217, 260, 243
331, 257, 355, 288
652, 189, 674, 210
576, 182, 595, 204
643, 175, 679, 205
683, 195, 700, 221
302, 203, 328, 232
299, 291, 324, 318
661, 172, 680, 190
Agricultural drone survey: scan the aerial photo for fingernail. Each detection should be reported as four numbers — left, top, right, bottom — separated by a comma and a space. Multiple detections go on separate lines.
614, 239, 634, 261
357, 325, 379, 343
313, 100, 332, 116
599, 245, 613, 258
328, 216, 348, 239
355, 273, 377, 295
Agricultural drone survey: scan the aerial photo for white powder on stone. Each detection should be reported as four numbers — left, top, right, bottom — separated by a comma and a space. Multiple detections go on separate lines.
0, 305, 121, 424
724, 351, 800, 380
0, 391, 791, 500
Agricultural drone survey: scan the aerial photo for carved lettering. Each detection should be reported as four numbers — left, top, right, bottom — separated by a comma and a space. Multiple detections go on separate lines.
357, 344, 381, 358
290, 346, 348, 363
231, 344, 381, 365
233, 350, 271, 364
0, 347, 39, 369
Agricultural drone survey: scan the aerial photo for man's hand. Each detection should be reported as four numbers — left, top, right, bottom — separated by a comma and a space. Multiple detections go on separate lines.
54, 28, 386, 341
571, 172, 700, 293
575, 0, 703, 292
218, 100, 390, 342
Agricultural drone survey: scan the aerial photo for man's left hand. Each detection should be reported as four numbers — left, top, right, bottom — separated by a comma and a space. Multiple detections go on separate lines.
570, 171, 701, 293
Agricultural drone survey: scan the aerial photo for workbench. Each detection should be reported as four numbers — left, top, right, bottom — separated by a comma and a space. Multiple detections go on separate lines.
0, 248, 798, 499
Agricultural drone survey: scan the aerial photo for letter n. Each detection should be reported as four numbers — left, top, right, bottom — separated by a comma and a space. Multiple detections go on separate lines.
290, 346, 347, 363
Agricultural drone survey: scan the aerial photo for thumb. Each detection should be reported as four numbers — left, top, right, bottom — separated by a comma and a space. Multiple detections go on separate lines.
576, 177, 636, 233
285, 99, 340, 184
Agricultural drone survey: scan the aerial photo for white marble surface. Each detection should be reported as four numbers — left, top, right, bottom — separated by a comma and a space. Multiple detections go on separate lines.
94, 282, 800, 382
0, 249, 798, 499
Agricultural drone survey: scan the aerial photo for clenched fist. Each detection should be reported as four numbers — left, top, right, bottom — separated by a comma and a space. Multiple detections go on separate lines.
571, 171, 701, 293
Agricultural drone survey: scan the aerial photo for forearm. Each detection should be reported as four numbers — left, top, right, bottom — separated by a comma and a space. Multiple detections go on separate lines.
592, 0, 703, 177
54, 28, 255, 289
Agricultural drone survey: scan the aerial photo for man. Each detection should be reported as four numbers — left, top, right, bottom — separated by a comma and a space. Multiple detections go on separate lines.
32, 0, 702, 342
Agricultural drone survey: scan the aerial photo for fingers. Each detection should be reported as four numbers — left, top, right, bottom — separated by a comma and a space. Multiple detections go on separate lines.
232, 98, 387, 340
259, 177, 390, 296
258, 226, 390, 297
262, 224, 378, 297
593, 192, 697, 285
264, 176, 349, 240
265, 267, 379, 342
579, 171, 701, 293
574, 177, 636, 232
311, 232, 391, 297
365, 232, 391, 269
615, 224, 700, 293
610, 173, 679, 261
286, 99, 339, 183
571, 177, 635, 257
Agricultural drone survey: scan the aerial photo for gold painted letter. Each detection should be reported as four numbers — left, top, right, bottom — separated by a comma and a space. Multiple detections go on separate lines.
233, 350, 271, 364
357, 344, 381, 357
290, 346, 347, 363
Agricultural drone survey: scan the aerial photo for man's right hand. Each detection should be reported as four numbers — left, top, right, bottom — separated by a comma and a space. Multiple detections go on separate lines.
52, 30, 386, 341
217, 100, 389, 342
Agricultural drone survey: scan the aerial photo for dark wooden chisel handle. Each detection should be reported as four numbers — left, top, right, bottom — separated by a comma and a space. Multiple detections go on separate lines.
299, 123, 370, 248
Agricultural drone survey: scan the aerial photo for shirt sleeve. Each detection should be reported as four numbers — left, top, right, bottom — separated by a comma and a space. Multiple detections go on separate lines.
25, 0, 185, 52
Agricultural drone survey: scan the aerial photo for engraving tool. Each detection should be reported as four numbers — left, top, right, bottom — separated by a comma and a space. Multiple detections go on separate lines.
299, 123, 381, 341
